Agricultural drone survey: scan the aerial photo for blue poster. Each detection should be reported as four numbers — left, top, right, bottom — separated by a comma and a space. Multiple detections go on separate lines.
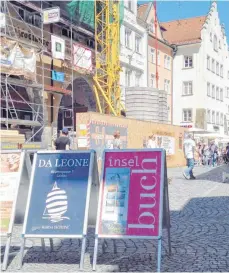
24, 152, 91, 236
52, 70, 65, 82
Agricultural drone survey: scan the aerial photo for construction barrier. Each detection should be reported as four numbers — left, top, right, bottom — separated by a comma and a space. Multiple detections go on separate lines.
76, 112, 186, 168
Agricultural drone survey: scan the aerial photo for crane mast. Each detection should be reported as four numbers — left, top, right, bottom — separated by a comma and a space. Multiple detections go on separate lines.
94, 0, 121, 116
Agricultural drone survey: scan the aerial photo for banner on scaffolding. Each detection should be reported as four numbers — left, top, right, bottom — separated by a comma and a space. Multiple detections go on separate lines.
51, 35, 65, 60
0, 38, 36, 80
0, 12, 6, 28
43, 7, 60, 24
52, 70, 65, 82
73, 43, 92, 71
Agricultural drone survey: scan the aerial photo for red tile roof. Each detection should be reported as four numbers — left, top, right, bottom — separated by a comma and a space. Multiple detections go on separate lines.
137, 3, 149, 19
160, 16, 206, 45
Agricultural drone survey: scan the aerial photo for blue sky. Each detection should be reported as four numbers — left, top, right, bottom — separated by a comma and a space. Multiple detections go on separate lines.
138, 1, 229, 44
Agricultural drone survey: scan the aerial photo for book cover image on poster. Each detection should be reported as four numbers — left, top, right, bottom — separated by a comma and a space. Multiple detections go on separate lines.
101, 168, 130, 235
0, 153, 21, 173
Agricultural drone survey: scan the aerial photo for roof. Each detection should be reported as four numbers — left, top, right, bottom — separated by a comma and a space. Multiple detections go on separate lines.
160, 16, 206, 45
137, 3, 149, 20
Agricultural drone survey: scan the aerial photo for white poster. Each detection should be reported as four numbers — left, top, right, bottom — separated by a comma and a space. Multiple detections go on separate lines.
156, 135, 175, 155
43, 7, 60, 24
0, 38, 36, 80
73, 44, 92, 71
51, 35, 65, 60
0, 12, 6, 28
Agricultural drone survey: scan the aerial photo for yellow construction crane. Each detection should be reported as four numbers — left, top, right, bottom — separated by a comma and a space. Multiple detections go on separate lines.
93, 0, 122, 116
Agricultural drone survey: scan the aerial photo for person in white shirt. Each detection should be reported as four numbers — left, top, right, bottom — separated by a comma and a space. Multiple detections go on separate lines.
147, 135, 156, 149
183, 133, 196, 180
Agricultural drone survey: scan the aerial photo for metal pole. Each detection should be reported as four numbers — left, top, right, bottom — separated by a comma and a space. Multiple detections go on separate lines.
18, 238, 25, 269
157, 237, 162, 272
2, 235, 11, 271
5, 76, 9, 129
92, 236, 99, 271
71, 22, 75, 149
41, 1, 45, 142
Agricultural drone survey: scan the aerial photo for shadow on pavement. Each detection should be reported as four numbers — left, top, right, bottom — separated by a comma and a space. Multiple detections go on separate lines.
195, 165, 229, 183
3, 195, 227, 272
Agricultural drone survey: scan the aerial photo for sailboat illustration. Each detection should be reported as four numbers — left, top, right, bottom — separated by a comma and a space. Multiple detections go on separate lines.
42, 182, 70, 223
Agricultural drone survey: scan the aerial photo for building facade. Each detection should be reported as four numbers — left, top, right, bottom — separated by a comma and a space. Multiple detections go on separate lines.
120, 0, 147, 106
138, 2, 173, 124
161, 2, 229, 136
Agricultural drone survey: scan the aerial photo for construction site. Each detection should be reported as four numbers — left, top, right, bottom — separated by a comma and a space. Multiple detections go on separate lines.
0, 0, 185, 167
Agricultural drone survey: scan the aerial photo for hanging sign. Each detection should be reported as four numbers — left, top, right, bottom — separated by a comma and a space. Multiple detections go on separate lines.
52, 70, 65, 82
93, 149, 170, 272
43, 7, 60, 24
0, 151, 25, 235
51, 35, 65, 60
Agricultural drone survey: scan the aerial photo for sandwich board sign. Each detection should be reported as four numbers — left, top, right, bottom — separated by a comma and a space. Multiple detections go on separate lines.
19, 150, 97, 270
0, 150, 25, 271
93, 149, 171, 272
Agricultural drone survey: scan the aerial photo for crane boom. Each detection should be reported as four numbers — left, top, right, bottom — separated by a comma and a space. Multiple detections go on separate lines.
94, 0, 121, 116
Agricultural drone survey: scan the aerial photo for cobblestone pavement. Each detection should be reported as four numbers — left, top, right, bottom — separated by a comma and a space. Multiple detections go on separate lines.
1, 165, 229, 272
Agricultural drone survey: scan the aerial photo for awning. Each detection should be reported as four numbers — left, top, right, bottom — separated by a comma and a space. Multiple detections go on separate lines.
188, 127, 214, 134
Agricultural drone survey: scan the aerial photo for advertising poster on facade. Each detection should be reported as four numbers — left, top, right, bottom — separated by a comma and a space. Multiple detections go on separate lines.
43, 7, 60, 24
156, 135, 175, 155
73, 44, 92, 71
51, 35, 65, 60
0, 152, 24, 234
23, 151, 93, 236
98, 150, 164, 238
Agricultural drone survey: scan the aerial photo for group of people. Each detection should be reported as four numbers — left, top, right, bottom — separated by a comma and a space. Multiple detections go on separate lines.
183, 134, 229, 180
196, 141, 224, 167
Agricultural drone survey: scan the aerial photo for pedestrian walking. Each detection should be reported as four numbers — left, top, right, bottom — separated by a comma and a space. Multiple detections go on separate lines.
183, 133, 196, 180
113, 131, 122, 149
52, 128, 70, 150
209, 141, 217, 167
147, 134, 156, 148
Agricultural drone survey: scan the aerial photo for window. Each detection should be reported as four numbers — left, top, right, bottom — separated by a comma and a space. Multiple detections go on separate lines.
227, 87, 229, 98
212, 59, 215, 73
207, 55, 210, 70
220, 88, 223, 101
135, 35, 141, 53
220, 65, 223, 77
164, 55, 171, 69
183, 81, 193, 95
135, 72, 141, 87
183, 109, 192, 122
214, 35, 218, 51
220, 113, 224, 126
125, 70, 131, 87
184, 56, 193, 68
207, 110, 211, 123
125, 28, 131, 48
151, 48, 155, 63
127, 0, 132, 11
164, 79, 170, 92
212, 111, 215, 124
216, 112, 219, 125
149, 20, 154, 33
216, 62, 219, 75
212, 85, 215, 98
216, 87, 219, 100
210, 32, 212, 41
219, 40, 221, 49
207, 82, 211, 96
157, 51, 160, 65
151, 74, 155, 88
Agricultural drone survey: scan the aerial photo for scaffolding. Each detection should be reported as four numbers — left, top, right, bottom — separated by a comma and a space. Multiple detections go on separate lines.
0, 1, 95, 145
